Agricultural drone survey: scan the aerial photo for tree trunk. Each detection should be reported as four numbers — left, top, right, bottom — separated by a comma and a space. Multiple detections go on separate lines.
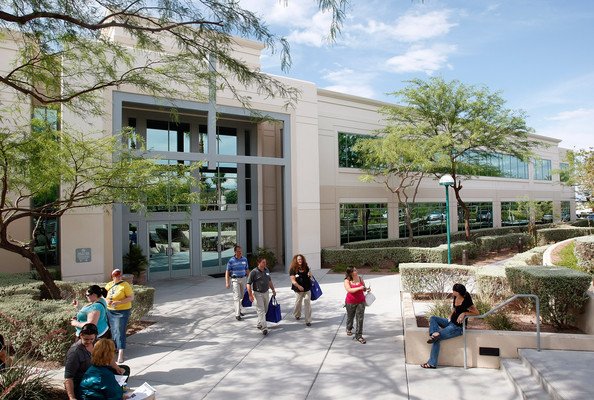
453, 185, 470, 241
0, 241, 61, 299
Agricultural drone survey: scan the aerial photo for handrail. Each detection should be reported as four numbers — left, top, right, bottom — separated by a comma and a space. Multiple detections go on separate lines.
463, 294, 540, 369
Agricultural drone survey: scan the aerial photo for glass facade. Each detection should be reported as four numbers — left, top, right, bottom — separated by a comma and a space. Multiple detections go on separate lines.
457, 202, 493, 230
561, 201, 571, 222
145, 159, 193, 212
340, 203, 388, 244
146, 120, 191, 152
460, 151, 528, 179
535, 201, 553, 224
560, 162, 570, 183
200, 164, 238, 211
399, 202, 447, 237
338, 132, 366, 168
501, 202, 529, 226
534, 159, 552, 181
31, 106, 60, 269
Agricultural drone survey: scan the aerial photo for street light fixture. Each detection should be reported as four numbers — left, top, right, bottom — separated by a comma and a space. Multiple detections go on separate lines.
439, 174, 455, 264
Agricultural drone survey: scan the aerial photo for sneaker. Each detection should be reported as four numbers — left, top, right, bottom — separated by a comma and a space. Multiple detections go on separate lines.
236, 316, 242, 321
306, 322, 312, 327
240, 312, 245, 316
295, 316, 301, 320
262, 329, 268, 336
257, 324, 262, 330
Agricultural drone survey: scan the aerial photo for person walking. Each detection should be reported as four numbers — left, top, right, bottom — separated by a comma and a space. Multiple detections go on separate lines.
247, 256, 276, 336
225, 245, 249, 321
421, 283, 479, 369
289, 254, 312, 326
105, 269, 134, 363
344, 266, 369, 344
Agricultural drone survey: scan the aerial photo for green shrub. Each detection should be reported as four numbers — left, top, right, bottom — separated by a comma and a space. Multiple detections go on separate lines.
0, 295, 74, 362
0, 360, 57, 400
476, 267, 512, 301
475, 233, 533, 254
536, 227, 593, 245
425, 299, 451, 319
473, 296, 493, 315
248, 247, 278, 270
574, 235, 594, 274
557, 241, 578, 270
485, 312, 515, 331
503, 246, 548, 268
0, 272, 37, 289
130, 285, 156, 325
400, 263, 476, 299
506, 266, 591, 327
344, 226, 529, 249
570, 219, 592, 228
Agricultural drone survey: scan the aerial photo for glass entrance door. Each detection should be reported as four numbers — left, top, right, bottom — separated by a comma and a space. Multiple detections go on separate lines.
148, 222, 191, 280
200, 221, 238, 275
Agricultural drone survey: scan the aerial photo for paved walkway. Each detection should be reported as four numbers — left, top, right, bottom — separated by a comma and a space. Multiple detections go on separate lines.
110, 270, 518, 399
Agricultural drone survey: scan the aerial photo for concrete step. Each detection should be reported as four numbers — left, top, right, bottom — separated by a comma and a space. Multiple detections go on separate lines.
518, 348, 594, 400
501, 358, 552, 400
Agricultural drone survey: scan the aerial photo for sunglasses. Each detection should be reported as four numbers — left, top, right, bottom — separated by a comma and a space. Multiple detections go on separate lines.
85, 293, 93, 297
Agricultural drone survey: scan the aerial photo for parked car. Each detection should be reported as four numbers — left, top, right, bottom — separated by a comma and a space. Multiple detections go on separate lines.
541, 214, 553, 223
476, 210, 492, 222
426, 211, 445, 222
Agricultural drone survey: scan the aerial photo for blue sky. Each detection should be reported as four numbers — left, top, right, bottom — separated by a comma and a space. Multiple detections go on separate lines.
240, 0, 594, 151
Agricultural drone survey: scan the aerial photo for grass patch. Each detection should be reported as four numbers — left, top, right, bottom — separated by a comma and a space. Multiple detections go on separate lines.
557, 242, 578, 270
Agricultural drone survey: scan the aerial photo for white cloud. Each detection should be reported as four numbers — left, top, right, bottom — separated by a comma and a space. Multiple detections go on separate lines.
287, 11, 334, 47
350, 9, 456, 43
385, 44, 457, 74
391, 10, 457, 42
321, 67, 376, 98
547, 108, 594, 121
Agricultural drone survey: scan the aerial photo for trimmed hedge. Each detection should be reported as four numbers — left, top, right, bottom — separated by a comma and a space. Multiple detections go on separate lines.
536, 227, 594, 245
400, 263, 476, 296
574, 235, 594, 274
475, 233, 533, 254
322, 241, 477, 269
506, 265, 591, 327
344, 225, 528, 249
0, 277, 155, 362
476, 266, 512, 300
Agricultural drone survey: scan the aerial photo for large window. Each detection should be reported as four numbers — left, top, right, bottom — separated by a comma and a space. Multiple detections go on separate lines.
338, 132, 366, 168
340, 203, 388, 244
200, 164, 238, 211
457, 202, 493, 230
501, 202, 529, 226
145, 159, 193, 212
534, 159, 552, 181
535, 201, 553, 224
460, 151, 528, 179
399, 202, 447, 237
146, 120, 191, 153
560, 162, 570, 183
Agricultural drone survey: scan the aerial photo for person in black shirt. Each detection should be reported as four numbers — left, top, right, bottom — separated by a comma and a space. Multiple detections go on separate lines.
289, 254, 313, 326
421, 283, 479, 369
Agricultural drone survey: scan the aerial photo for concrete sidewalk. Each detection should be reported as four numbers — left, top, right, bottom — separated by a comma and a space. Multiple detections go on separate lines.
114, 271, 518, 399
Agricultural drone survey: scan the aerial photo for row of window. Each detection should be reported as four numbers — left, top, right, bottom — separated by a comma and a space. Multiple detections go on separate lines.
338, 132, 555, 181
340, 200, 564, 245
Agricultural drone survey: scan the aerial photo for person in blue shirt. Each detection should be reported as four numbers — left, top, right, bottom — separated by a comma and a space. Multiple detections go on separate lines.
225, 245, 249, 321
80, 338, 125, 400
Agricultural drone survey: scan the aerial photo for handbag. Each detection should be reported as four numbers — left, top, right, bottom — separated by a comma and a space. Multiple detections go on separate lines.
310, 276, 323, 301
265, 295, 282, 323
365, 291, 376, 307
241, 289, 252, 307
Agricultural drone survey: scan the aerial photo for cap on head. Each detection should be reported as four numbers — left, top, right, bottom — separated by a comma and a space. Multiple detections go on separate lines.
111, 269, 122, 277
80, 323, 98, 336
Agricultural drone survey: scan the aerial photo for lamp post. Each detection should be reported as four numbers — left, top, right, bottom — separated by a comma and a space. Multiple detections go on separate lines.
439, 174, 455, 264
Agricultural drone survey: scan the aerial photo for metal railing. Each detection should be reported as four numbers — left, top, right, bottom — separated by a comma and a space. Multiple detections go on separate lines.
463, 294, 540, 369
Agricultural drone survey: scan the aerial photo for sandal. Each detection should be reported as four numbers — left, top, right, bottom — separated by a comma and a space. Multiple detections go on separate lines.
356, 336, 367, 344
427, 334, 440, 344
421, 363, 436, 369
346, 330, 353, 336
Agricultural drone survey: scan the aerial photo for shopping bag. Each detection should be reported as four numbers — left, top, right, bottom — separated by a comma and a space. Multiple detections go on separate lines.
310, 276, 323, 301
365, 292, 376, 307
265, 295, 282, 323
241, 289, 252, 307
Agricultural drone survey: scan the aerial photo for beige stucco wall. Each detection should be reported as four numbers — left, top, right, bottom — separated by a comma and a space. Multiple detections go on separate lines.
317, 90, 575, 249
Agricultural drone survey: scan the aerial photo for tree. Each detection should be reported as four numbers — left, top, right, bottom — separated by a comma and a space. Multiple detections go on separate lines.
385, 77, 539, 240
0, 0, 349, 298
564, 148, 594, 207
355, 125, 435, 242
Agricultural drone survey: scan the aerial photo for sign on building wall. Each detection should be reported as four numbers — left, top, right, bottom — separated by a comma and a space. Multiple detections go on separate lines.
75, 248, 92, 263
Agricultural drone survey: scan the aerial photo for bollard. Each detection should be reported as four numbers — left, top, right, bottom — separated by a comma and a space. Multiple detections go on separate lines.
462, 249, 468, 265
518, 237, 523, 252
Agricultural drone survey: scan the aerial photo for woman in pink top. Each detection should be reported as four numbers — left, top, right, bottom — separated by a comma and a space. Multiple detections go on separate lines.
344, 266, 370, 344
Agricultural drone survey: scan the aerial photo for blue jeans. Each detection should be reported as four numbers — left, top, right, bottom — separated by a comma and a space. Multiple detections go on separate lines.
427, 316, 463, 367
107, 309, 131, 350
